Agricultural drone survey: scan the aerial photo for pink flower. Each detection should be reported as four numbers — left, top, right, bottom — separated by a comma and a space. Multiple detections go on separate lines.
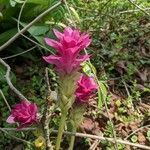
6, 101, 38, 129
43, 27, 91, 74
75, 75, 98, 103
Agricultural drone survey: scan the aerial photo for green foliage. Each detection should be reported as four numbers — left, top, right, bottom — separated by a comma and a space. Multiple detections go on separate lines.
19, 21, 50, 46
147, 130, 150, 141
0, 28, 17, 45
98, 81, 108, 108
0, 65, 16, 98
0, 0, 66, 53
131, 135, 138, 143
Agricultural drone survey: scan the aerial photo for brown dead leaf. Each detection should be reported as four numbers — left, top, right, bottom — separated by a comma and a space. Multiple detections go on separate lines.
116, 123, 129, 137
137, 132, 146, 144
80, 118, 101, 135
135, 69, 148, 82
115, 61, 127, 74
110, 92, 124, 101
124, 145, 132, 150
136, 84, 146, 91
102, 112, 114, 119
80, 118, 95, 132
92, 121, 101, 135
129, 122, 139, 131
138, 102, 150, 114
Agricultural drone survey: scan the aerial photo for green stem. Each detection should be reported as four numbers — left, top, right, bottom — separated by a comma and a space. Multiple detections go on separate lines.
56, 112, 67, 150
68, 125, 77, 150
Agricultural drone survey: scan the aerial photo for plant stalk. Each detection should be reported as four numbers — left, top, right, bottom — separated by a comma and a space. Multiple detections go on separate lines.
68, 125, 77, 150
55, 112, 67, 150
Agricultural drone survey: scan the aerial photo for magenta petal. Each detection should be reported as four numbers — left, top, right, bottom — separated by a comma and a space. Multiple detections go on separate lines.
77, 55, 90, 62
53, 29, 63, 40
79, 38, 91, 50
63, 36, 76, 46
64, 27, 73, 36
83, 37, 91, 47
72, 29, 80, 40
43, 55, 61, 66
21, 100, 30, 107
45, 38, 62, 51
75, 75, 98, 103
6, 115, 15, 124
29, 103, 38, 116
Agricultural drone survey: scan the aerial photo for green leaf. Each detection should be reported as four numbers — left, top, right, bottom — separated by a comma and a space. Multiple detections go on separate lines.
82, 62, 93, 76
16, 20, 49, 36
115, 99, 121, 107
17, 21, 50, 46
0, 64, 16, 86
131, 135, 138, 143
82, 61, 96, 77
98, 81, 108, 108
144, 87, 150, 92
28, 26, 49, 36
147, 130, 150, 141
0, 66, 6, 81
9, 0, 16, 7
0, 28, 17, 45
0, 5, 18, 21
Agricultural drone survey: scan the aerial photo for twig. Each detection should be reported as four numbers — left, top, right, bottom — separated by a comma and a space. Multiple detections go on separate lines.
43, 105, 53, 150
89, 139, 100, 150
0, 89, 11, 112
125, 124, 150, 140
0, 58, 28, 101
2, 46, 37, 60
62, 131, 150, 150
0, 1, 62, 51
122, 80, 135, 109
1, 128, 150, 150
45, 68, 51, 92
0, 128, 32, 145
119, 8, 150, 14
128, 0, 150, 17
1, 128, 36, 131
122, 80, 130, 97
42, 68, 53, 150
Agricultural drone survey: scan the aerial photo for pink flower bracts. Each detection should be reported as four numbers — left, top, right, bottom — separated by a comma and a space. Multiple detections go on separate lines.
7, 101, 38, 129
75, 75, 98, 103
43, 27, 91, 75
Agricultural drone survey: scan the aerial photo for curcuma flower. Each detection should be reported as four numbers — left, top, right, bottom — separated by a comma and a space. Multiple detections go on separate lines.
75, 75, 98, 103
43, 27, 91, 75
7, 101, 38, 129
